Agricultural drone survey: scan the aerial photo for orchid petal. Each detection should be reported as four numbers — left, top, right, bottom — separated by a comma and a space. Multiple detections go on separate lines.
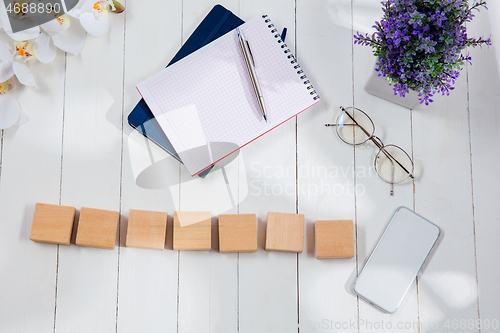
0, 94, 22, 129
0, 41, 13, 62
33, 32, 57, 63
12, 62, 37, 90
79, 12, 109, 37
0, 8, 39, 42
67, 0, 95, 19
4, 23, 40, 42
0, 62, 14, 83
0, 41, 14, 82
14, 108, 28, 126
0, 12, 9, 29
40, 18, 63, 34
49, 19, 87, 55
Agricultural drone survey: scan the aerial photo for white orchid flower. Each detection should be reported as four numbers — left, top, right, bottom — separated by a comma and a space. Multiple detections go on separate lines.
0, 40, 37, 90
0, 6, 86, 60
0, 78, 27, 129
67, 0, 124, 38
37, 14, 87, 59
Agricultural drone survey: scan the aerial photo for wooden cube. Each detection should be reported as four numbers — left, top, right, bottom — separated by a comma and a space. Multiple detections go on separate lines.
265, 212, 304, 253
126, 209, 168, 250
315, 220, 354, 259
76, 207, 119, 250
218, 214, 257, 253
30, 203, 76, 245
173, 211, 211, 250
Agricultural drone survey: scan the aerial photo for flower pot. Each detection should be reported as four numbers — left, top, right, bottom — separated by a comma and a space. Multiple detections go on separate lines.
364, 66, 420, 109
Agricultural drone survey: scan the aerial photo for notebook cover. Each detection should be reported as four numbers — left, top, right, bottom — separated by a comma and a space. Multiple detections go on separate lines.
128, 4, 244, 177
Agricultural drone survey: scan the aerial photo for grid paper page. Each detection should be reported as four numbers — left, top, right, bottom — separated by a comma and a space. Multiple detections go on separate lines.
137, 15, 319, 176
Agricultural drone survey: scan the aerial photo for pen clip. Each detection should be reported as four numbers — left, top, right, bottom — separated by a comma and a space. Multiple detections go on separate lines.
244, 40, 256, 67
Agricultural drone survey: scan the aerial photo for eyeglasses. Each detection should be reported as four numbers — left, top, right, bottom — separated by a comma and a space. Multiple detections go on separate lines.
325, 106, 414, 196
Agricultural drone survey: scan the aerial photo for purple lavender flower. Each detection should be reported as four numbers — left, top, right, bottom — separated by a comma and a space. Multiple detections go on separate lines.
354, 0, 491, 105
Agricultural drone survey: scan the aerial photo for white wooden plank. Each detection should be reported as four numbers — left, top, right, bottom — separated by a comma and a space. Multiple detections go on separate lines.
353, 53, 420, 331
237, 1, 298, 332
412, 41, 479, 332
115, 0, 182, 331
0, 38, 65, 331
175, 164, 240, 333
296, 0, 358, 332
54, 14, 125, 333
468, 2, 500, 328
351, 1, 420, 331
176, 2, 240, 333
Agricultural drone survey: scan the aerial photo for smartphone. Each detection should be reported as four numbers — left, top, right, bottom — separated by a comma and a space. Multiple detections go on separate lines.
353, 206, 441, 313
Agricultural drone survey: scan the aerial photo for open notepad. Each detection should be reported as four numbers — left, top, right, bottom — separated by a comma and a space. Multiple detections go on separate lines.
137, 15, 319, 176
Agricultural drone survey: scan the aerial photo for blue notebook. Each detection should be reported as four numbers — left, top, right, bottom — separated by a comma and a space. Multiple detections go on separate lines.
128, 5, 244, 177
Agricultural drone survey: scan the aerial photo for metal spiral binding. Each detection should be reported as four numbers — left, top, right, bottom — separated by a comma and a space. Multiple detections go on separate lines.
261, 15, 319, 101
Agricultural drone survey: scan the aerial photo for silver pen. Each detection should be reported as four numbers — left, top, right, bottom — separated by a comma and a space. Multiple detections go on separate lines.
236, 27, 268, 122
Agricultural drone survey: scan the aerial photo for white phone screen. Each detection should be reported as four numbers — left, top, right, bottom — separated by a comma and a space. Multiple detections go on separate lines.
353, 207, 440, 313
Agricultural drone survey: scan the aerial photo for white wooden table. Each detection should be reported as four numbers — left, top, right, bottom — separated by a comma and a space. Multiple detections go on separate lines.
1, 0, 499, 332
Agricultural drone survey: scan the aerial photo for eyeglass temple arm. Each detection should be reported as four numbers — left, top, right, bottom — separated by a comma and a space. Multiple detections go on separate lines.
339, 107, 414, 179
390, 160, 395, 196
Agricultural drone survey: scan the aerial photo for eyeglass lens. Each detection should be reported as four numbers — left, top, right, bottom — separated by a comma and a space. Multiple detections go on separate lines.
336, 107, 375, 145
375, 144, 414, 184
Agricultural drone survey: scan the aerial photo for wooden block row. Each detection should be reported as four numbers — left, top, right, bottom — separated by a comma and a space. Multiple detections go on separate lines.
30, 203, 354, 257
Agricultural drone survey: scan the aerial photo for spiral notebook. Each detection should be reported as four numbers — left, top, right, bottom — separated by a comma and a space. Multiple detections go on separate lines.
137, 14, 320, 176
